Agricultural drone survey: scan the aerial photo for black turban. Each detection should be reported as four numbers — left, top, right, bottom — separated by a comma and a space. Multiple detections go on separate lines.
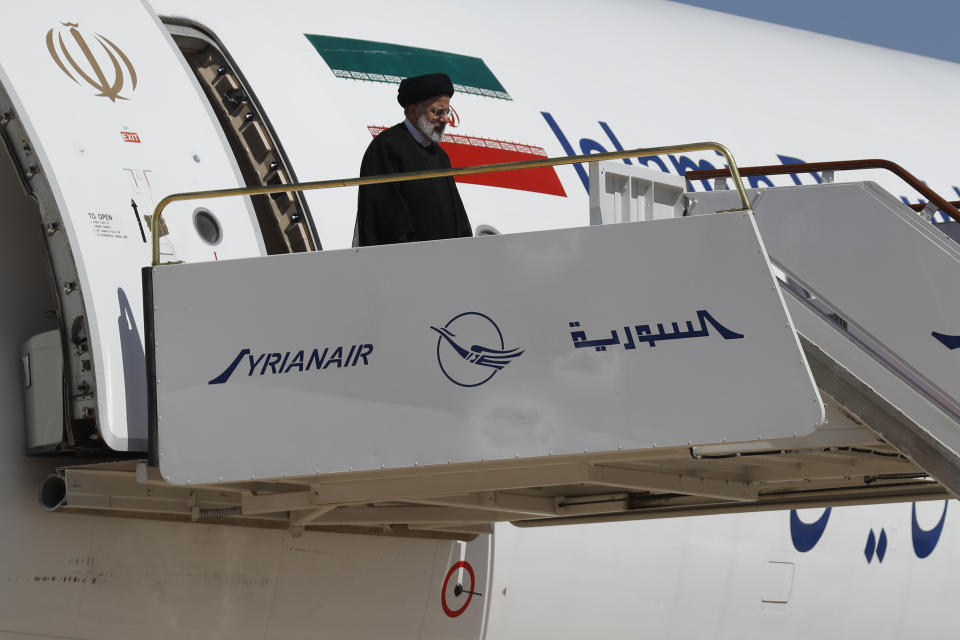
397, 73, 454, 107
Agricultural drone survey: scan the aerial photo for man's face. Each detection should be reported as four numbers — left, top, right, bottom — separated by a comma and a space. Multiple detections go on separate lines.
413, 95, 451, 143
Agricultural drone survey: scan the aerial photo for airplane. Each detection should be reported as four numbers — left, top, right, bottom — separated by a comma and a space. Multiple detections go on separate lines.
1, 0, 960, 638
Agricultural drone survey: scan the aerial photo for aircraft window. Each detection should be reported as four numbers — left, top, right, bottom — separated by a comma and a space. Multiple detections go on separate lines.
193, 208, 222, 245
475, 225, 500, 236
163, 20, 318, 253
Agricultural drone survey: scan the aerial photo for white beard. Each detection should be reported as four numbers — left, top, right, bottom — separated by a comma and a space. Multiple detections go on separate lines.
416, 110, 446, 143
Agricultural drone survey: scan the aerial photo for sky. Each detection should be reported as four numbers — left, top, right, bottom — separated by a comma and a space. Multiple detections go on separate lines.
669, 0, 960, 64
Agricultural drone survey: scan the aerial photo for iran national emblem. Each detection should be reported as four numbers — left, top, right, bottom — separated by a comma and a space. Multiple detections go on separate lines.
46, 21, 137, 102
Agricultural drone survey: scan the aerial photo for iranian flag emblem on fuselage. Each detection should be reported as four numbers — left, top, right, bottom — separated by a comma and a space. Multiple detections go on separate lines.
305, 34, 566, 197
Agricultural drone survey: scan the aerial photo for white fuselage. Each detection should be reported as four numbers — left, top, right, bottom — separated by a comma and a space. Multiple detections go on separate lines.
1, 1, 958, 638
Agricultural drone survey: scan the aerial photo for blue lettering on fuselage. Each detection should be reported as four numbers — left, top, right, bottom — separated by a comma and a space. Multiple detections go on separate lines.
788, 501, 950, 562
541, 111, 822, 194
790, 507, 832, 552
864, 528, 888, 563
540, 112, 960, 222
912, 500, 948, 558
541, 111, 589, 191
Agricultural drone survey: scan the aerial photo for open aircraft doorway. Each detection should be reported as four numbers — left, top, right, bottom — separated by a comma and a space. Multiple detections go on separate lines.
164, 19, 319, 254
0, 86, 98, 455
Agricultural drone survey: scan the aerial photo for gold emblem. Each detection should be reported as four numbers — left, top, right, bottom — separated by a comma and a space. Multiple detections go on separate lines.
46, 21, 137, 102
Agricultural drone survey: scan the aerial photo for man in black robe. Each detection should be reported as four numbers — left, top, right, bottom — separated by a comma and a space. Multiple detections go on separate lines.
355, 72, 472, 246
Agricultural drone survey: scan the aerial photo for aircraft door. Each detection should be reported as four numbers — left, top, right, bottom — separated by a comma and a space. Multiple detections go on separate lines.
164, 21, 318, 254
0, 2, 267, 451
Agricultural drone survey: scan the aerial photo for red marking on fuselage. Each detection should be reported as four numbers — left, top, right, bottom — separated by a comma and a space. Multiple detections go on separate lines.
441, 560, 476, 618
368, 126, 566, 197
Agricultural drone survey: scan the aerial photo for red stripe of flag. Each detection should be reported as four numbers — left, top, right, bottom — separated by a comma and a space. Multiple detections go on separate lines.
442, 138, 566, 197
369, 127, 566, 197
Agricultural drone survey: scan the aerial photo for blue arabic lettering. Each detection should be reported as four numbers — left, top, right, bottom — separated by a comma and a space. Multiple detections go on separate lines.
570, 310, 743, 351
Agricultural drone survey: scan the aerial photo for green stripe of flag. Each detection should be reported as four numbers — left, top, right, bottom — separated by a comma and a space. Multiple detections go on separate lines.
304, 34, 511, 101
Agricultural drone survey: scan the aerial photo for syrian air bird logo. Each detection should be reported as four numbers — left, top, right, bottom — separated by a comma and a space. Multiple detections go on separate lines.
431, 312, 523, 387
431, 326, 524, 370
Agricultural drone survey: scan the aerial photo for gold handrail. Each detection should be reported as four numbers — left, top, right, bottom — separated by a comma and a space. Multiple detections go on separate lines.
151, 141, 749, 265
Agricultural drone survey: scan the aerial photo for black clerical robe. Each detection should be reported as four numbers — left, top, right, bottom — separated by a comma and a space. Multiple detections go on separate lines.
356, 123, 472, 246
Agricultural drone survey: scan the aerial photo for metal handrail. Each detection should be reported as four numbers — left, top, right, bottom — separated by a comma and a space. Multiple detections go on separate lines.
686, 158, 960, 224
151, 141, 750, 265
909, 200, 960, 214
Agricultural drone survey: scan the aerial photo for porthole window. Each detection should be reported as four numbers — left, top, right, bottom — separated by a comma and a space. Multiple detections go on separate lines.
193, 208, 222, 245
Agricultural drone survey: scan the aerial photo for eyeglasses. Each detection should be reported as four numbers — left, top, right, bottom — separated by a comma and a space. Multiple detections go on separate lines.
428, 108, 451, 118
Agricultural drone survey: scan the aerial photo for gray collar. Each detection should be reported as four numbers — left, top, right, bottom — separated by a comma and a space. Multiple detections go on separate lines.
404, 118, 433, 147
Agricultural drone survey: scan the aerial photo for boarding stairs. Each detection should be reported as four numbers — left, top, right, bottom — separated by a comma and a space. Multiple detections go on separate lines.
45, 150, 960, 538
685, 160, 960, 493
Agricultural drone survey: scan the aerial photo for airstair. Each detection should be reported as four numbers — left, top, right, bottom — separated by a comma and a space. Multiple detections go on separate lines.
685, 160, 960, 494
43, 147, 960, 538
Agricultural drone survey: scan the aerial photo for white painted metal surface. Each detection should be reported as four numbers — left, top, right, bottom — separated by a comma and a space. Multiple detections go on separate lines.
484, 502, 959, 640
20, 329, 63, 452
3, 0, 960, 638
151, 0, 960, 250
588, 161, 686, 224
781, 291, 960, 493
0, 1, 265, 450
0, 139, 493, 633
150, 212, 823, 484
695, 183, 960, 466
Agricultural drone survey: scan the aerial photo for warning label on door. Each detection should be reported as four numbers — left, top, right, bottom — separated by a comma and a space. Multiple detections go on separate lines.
88, 211, 127, 239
